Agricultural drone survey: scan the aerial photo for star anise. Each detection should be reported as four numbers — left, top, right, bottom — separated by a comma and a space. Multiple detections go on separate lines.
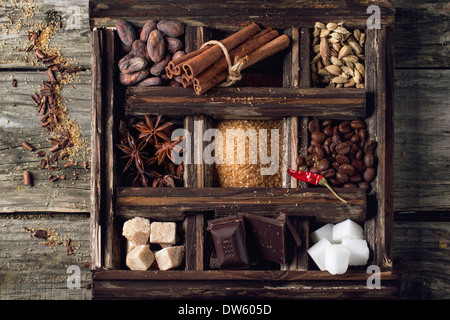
147, 137, 183, 166
133, 115, 173, 145
116, 133, 148, 173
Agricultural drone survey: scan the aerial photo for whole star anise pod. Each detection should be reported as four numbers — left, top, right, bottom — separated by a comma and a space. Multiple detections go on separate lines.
116, 133, 148, 173
147, 137, 183, 166
133, 115, 173, 145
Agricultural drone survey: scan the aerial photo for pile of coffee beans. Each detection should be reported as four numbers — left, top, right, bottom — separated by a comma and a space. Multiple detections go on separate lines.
301, 119, 377, 190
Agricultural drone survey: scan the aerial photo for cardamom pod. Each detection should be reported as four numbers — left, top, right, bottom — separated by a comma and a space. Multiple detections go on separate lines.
344, 78, 356, 87
325, 64, 341, 76
320, 36, 330, 62
354, 69, 363, 84
331, 76, 348, 84
353, 29, 361, 42
320, 28, 331, 38
315, 22, 326, 29
355, 62, 365, 76
340, 65, 354, 76
338, 45, 351, 59
348, 40, 363, 55
342, 55, 359, 63
334, 26, 350, 34
330, 56, 343, 66
326, 22, 338, 31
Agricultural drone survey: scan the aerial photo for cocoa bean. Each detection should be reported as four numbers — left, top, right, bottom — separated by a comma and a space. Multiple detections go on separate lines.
116, 20, 136, 47
166, 37, 184, 53
119, 57, 148, 74
132, 40, 149, 62
172, 50, 185, 61
118, 50, 135, 67
140, 20, 157, 42
147, 30, 165, 63
136, 77, 162, 87
119, 69, 150, 86
150, 54, 172, 76
157, 20, 185, 37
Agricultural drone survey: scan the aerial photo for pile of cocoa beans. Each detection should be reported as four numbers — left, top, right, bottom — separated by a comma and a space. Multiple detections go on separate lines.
116, 20, 186, 87
300, 119, 377, 190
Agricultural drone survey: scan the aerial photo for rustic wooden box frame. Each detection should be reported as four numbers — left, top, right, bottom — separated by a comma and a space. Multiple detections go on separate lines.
89, 0, 397, 299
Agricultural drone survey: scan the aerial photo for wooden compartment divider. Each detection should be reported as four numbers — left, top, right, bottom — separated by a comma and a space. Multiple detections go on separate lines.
90, 0, 397, 299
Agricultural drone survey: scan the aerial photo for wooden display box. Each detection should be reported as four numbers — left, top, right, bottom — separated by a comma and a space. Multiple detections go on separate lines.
89, 0, 397, 299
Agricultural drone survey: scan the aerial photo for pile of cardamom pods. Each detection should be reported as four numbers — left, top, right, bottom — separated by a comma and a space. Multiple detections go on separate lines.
311, 22, 365, 88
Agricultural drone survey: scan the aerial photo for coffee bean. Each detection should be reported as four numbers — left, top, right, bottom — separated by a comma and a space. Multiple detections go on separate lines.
350, 174, 362, 183
310, 166, 320, 174
343, 183, 357, 188
336, 142, 351, 154
338, 121, 351, 134
364, 153, 374, 167
321, 168, 335, 179
351, 120, 365, 130
363, 167, 375, 182
324, 137, 332, 146
296, 156, 306, 167
364, 140, 377, 154
323, 126, 333, 137
339, 164, 355, 176
355, 149, 364, 160
335, 154, 350, 164
313, 146, 325, 160
311, 131, 327, 143
351, 159, 365, 173
318, 158, 330, 171
350, 134, 360, 143
308, 119, 320, 133
359, 129, 368, 142
358, 181, 370, 190
321, 119, 333, 127
336, 171, 349, 183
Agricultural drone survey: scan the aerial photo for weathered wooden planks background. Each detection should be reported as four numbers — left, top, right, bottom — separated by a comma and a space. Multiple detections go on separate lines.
0, 0, 449, 299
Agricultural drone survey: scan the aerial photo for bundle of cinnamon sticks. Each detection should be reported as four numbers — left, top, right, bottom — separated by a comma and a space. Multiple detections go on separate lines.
165, 22, 290, 95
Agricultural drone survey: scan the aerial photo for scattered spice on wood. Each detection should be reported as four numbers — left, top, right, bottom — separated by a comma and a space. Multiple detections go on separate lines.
35, 150, 46, 157
34, 229, 48, 240
66, 238, 73, 255
23, 170, 33, 186
22, 141, 35, 151
48, 174, 58, 182
11, 78, 17, 87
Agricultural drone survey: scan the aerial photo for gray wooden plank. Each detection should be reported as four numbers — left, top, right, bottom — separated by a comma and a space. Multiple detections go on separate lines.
394, 220, 450, 299
394, 0, 450, 69
0, 213, 92, 300
0, 0, 91, 69
0, 71, 91, 213
394, 69, 450, 212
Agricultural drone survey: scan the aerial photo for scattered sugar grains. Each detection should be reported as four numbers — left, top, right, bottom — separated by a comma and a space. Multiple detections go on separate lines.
155, 245, 185, 271
122, 217, 151, 245
126, 245, 155, 271
308, 219, 369, 274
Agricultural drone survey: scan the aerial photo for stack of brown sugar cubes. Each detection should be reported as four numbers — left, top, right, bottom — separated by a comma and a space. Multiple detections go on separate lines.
123, 217, 184, 270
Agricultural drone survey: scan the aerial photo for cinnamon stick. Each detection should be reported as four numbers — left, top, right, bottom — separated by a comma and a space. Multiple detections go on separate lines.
239, 34, 291, 70
193, 29, 280, 95
181, 22, 260, 79
165, 46, 210, 79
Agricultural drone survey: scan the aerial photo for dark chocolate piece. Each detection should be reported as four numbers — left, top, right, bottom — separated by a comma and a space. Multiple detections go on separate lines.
207, 216, 249, 269
241, 213, 288, 264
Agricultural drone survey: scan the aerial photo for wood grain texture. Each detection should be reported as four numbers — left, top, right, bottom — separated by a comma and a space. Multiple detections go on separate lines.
0, 213, 91, 300
125, 87, 367, 120
89, 0, 395, 30
394, 69, 450, 212
0, 0, 91, 69
0, 71, 91, 213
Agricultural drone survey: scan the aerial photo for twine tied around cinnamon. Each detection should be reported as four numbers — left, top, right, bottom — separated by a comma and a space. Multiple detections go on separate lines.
200, 40, 245, 87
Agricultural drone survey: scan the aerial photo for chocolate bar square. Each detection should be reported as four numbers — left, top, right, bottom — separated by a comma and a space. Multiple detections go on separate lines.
240, 213, 288, 264
207, 216, 249, 269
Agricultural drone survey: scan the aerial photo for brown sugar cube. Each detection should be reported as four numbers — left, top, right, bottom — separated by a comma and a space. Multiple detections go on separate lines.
150, 222, 176, 245
122, 217, 151, 245
126, 245, 155, 271
126, 240, 137, 253
155, 245, 185, 270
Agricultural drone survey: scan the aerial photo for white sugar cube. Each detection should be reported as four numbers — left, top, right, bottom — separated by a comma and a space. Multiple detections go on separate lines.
122, 217, 151, 245
311, 223, 335, 244
332, 219, 364, 243
126, 245, 155, 271
307, 238, 331, 271
155, 245, 185, 270
150, 222, 177, 245
342, 238, 370, 266
325, 244, 350, 275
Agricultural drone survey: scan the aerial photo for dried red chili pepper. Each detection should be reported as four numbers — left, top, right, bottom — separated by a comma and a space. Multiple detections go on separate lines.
287, 169, 348, 204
